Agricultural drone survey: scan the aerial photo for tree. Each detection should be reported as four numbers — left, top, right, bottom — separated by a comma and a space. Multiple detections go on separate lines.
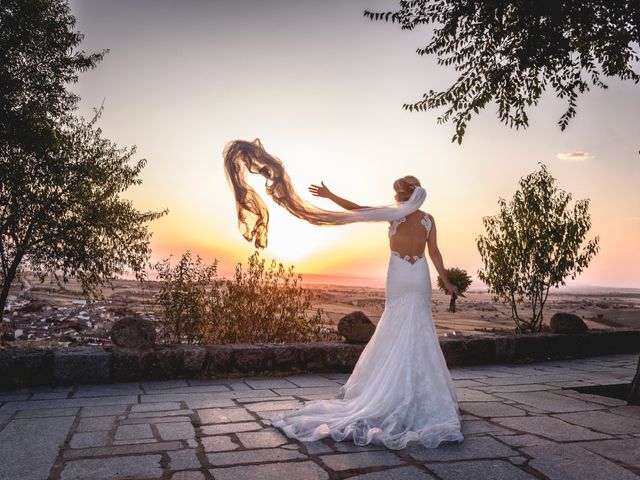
0, 0, 167, 328
364, 1, 640, 143
476, 163, 599, 332
0, 0, 104, 156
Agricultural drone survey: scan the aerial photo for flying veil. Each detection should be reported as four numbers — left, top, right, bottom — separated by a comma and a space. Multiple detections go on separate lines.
223, 138, 426, 248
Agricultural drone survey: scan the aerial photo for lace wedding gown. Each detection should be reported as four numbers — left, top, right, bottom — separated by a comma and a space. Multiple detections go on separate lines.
271, 212, 464, 450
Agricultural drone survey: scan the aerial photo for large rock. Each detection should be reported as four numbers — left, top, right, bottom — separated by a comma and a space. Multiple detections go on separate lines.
550, 312, 588, 334
110, 315, 156, 349
338, 311, 376, 344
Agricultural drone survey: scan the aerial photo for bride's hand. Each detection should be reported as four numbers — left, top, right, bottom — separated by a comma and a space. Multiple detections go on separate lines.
309, 181, 331, 198
445, 282, 459, 296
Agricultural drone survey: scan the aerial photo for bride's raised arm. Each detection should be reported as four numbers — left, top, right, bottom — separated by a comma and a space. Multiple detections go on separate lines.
308, 181, 369, 210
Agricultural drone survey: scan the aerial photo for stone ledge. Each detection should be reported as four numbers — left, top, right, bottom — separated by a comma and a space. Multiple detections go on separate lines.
1, 328, 639, 388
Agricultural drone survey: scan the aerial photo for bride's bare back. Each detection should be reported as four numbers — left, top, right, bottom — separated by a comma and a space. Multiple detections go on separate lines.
389, 210, 432, 263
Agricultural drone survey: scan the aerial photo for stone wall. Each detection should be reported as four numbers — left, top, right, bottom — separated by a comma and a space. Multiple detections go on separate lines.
1, 328, 639, 388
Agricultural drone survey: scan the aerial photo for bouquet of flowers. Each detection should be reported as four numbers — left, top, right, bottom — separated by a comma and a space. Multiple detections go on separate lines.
436, 267, 472, 313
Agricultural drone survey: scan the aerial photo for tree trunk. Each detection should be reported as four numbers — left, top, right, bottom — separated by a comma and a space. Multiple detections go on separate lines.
628, 355, 640, 405
0, 256, 22, 339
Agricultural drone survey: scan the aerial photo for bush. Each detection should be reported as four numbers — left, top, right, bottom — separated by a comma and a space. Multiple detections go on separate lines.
155, 251, 218, 344
155, 250, 328, 344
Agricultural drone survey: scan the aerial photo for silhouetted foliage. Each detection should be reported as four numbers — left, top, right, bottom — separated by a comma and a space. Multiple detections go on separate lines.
0, 0, 105, 156
0, 0, 166, 324
155, 251, 219, 344
155, 251, 330, 345
476, 164, 599, 332
364, 1, 640, 143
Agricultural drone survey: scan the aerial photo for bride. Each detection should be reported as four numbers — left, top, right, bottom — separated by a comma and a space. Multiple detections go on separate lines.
223, 139, 464, 450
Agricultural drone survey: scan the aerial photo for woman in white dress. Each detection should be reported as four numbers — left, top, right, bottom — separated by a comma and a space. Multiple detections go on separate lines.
270, 176, 465, 450
223, 139, 464, 450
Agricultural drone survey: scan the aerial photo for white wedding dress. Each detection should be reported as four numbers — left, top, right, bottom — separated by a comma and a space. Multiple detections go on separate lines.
271, 213, 464, 450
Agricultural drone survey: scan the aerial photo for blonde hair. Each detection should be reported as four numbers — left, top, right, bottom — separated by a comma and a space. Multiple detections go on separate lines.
393, 176, 421, 200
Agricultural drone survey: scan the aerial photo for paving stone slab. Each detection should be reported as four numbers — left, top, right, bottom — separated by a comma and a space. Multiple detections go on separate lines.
274, 386, 341, 397
198, 407, 254, 424
283, 375, 342, 387
14, 406, 80, 418
122, 415, 193, 425
346, 465, 434, 480
131, 402, 183, 412
115, 423, 154, 440
552, 410, 640, 435
494, 416, 613, 442
76, 415, 115, 432
70, 431, 109, 448
185, 399, 236, 409
201, 421, 262, 435
555, 390, 627, 406
426, 459, 537, 480
172, 472, 205, 480
62, 440, 184, 459
73, 384, 142, 397
200, 435, 239, 452
3, 396, 138, 410
209, 460, 328, 480
461, 420, 512, 436
455, 388, 501, 402
406, 436, 517, 462
143, 390, 277, 403
492, 434, 554, 447
303, 440, 335, 455
157, 421, 196, 440
319, 450, 405, 470
332, 441, 388, 452
459, 402, 527, 418
168, 449, 201, 470
523, 443, 639, 480
244, 399, 303, 412
478, 384, 559, 393
575, 438, 640, 469
60, 454, 162, 479
493, 391, 608, 413
206, 447, 306, 465
608, 405, 640, 419
0, 416, 75, 480
236, 429, 289, 448
129, 409, 195, 418
244, 378, 299, 389
80, 404, 128, 417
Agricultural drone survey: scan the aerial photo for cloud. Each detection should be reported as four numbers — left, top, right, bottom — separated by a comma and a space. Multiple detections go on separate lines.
556, 151, 592, 161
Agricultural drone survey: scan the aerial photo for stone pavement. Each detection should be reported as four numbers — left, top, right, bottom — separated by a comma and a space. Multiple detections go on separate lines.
1, 353, 639, 480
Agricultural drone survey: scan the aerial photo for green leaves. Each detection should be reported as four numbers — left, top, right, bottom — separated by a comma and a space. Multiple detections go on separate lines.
477, 163, 599, 332
0, 1, 167, 318
155, 251, 329, 345
365, 0, 640, 143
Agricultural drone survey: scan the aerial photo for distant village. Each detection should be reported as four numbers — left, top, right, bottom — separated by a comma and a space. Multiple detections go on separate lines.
1, 274, 160, 348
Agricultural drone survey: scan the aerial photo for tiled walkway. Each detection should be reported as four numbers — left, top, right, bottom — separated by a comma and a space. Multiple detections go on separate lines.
1, 353, 639, 480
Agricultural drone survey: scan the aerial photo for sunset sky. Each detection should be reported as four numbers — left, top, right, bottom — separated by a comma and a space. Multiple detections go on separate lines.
69, 0, 639, 289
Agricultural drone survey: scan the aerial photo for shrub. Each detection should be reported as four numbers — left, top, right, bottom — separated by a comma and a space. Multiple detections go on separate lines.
155, 250, 328, 344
